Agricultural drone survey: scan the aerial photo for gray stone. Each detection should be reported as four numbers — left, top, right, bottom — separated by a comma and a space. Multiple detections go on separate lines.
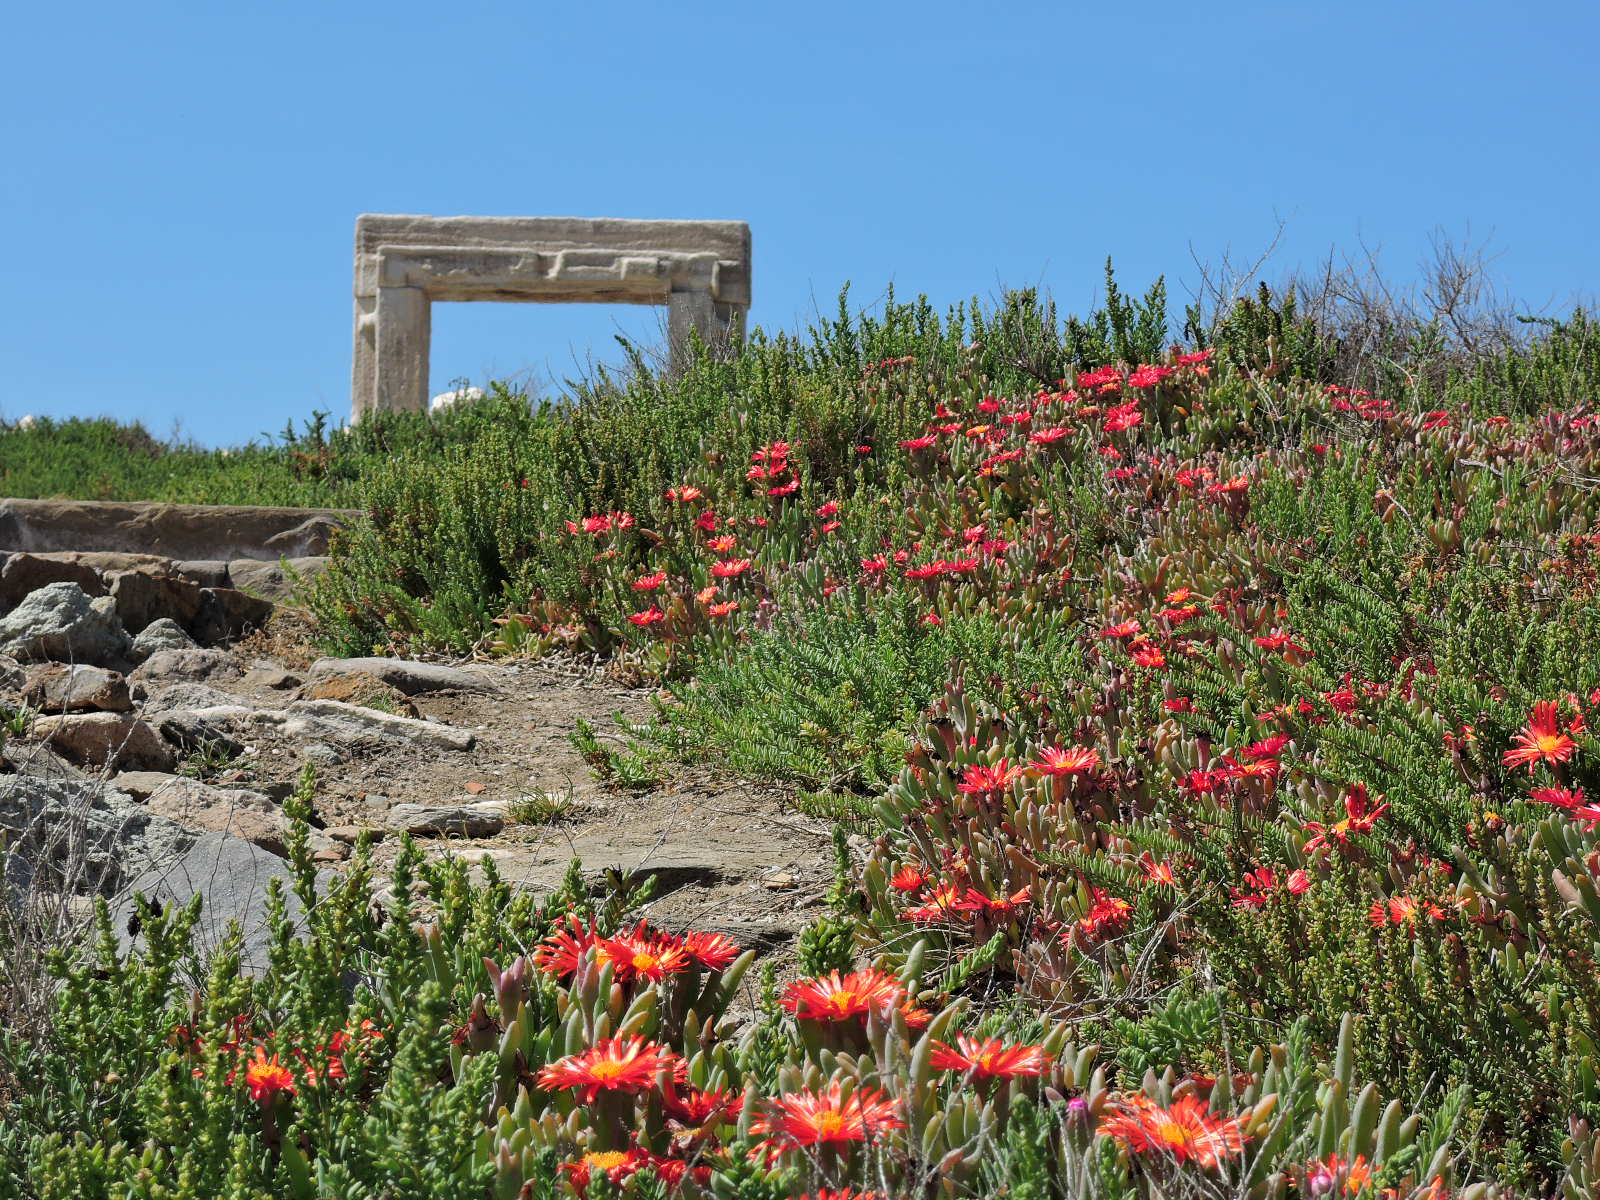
254, 699, 475, 752
141, 682, 251, 714
351, 215, 750, 418
388, 801, 506, 838
303, 656, 502, 696
239, 662, 301, 691
191, 588, 274, 645
130, 649, 243, 687
0, 583, 132, 667
21, 664, 132, 713
227, 558, 327, 602
115, 830, 335, 973
131, 618, 198, 658
0, 553, 105, 612
106, 570, 202, 635
0, 654, 23, 696
1, 777, 193, 900
33, 712, 175, 772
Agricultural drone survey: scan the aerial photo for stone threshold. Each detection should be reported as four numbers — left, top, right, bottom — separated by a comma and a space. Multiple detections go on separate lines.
0, 498, 359, 562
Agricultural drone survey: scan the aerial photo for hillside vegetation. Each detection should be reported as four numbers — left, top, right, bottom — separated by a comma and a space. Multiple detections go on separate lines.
7, 265, 1600, 1197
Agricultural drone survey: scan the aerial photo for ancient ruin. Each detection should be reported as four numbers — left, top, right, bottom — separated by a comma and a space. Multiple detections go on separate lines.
349, 215, 752, 419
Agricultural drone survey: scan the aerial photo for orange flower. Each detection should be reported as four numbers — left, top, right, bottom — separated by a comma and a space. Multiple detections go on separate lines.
928, 1034, 1050, 1078
1502, 701, 1579, 773
679, 930, 741, 970
1138, 853, 1177, 886
750, 1082, 905, 1152
780, 968, 906, 1023
243, 1047, 296, 1103
594, 931, 690, 983
559, 1148, 649, 1193
1031, 745, 1101, 776
536, 1036, 685, 1104
711, 558, 752, 578
1098, 1093, 1244, 1168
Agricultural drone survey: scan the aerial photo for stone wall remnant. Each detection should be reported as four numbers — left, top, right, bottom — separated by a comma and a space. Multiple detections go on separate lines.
350, 214, 752, 420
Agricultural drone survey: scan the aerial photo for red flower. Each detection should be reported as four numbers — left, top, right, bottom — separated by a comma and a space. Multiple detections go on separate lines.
707, 533, 738, 553
929, 1034, 1050, 1078
536, 1036, 685, 1104
1030, 745, 1101, 776
662, 1084, 739, 1126
1104, 401, 1144, 432
711, 558, 751, 579
679, 930, 741, 970
1099, 1094, 1245, 1167
956, 760, 1023, 796
632, 571, 667, 592
1076, 888, 1132, 939
1127, 365, 1175, 389
1502, 701, 1580, 773
628, 606, 667, 628
781, 968, 907, 1023
243, 1047, 296, 1103
750, 1083, 905, 1153
560, 1148, 649, 1193
1100, 618, 1141, 639
1130, 643, 1166, 668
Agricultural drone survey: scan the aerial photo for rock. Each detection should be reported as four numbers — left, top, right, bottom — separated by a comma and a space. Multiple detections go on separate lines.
173, 560, 231, 588
131, 618, 199, 658
142, 777, 293, 856
303, 657, 503, 696
228, 558, 327, 602
325, 824, 386, 844
0, 654, 24, 696
0, 498, 356, 561
0, 554, 105, 612
106, 570, 202, 635
239, 662, 301, 690
1, 735, 86, 780
20, 664, 132, 713
130, 649, 243, 687
152, 709, 246, 759
301, 742, 345, 764
388, 801, 506, 838
256, 699, 475, 752
1, 777, 194, 899
109, 770, 184, 801
0, 583, 132, 667
303, 672, 418, 716
141, 682, 252, 715
114, 830, 334, 973
190, 588, 274, 645
33, 712, 175, 771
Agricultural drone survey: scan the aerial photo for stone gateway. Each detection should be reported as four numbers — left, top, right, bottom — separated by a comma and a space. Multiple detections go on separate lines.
349, 214, 752, 419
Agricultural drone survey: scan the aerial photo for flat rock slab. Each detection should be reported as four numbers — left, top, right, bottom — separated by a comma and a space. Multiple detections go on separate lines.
130, 649, 244, 687
251, 699, 476, 752
142, 777, 297, 857
304, 657, 503, 696
0, 553, 106, 611
389, 800, 506, 838
0, 499, 359, 561
228, 558, 327, 601
21, 663, 132, 713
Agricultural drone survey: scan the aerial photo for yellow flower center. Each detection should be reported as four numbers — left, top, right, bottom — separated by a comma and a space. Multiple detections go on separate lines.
588, 1061, 627, 1084
814, 1111, 848, 1138
585, 1151, 629, 1168
1535, 732, 1570, 754
825, 991, 861, 1015
631, 952, 659, 972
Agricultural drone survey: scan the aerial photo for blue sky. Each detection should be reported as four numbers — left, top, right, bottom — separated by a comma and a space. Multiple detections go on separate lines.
4, 1, 1596, 447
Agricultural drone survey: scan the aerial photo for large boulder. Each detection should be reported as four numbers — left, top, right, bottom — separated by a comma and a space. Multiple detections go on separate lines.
115, 831, 336, 972
21, 663, 132, 713
0, 583, 132, 667
303, 657, 502, 696
33, 712, 175, 772
0, 554, 105, 612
